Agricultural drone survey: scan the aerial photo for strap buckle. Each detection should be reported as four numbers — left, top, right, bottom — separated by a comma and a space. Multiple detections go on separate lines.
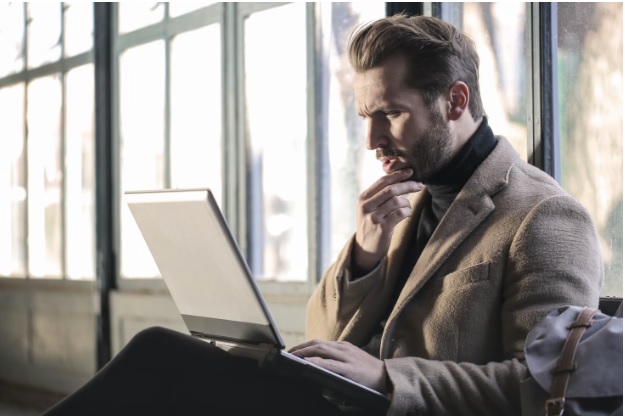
545, 397, 565, 416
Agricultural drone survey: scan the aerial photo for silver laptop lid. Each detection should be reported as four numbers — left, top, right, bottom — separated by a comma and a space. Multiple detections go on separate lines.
125, 188, 285, 349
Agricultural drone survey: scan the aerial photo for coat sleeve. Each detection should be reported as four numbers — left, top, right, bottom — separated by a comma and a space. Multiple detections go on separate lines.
384, 194, 604, 415
306, 236, 391, 343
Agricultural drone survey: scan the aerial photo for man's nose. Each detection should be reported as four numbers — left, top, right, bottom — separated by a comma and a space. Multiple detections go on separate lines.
365, 118, 389, 150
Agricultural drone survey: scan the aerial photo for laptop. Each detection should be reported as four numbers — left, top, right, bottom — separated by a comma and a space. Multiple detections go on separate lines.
124, 188, 389, 412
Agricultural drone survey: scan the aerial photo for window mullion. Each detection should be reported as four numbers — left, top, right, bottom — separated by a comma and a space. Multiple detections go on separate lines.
307, 2, 322, 285
164, 4, 171, 189
528, 3, 560, 181
223, 3, 246, 255
222, 3, 237, 231
60, 1, 67, 279
22, 2, 30, 278
94, 2, 115, 369
310, 3, 337, 284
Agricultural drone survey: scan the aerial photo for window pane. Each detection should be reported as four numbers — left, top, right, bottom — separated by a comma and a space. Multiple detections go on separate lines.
0, 84, 26, 277
27, 2, 62, 69
65, 65, 95, 280
326, 2, 386, 267
118, 2, 164, 34
119, 41, 165, 278
170, 24, 223, 204
0, 2, 25, 77
244, 3, 308, 281
558, 3, 623, 297
169, 1, 215, 18
64, 2, 93, 57
27, 75, 63, 278
459, 2, 528, 160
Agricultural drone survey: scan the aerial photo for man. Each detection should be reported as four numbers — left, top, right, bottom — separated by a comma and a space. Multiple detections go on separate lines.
43, 15, 602, 416
289, 14, 603, 415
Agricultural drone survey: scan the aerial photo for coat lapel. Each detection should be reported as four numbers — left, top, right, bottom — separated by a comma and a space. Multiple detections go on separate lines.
383, 190, 430, 290
382, 137, 517, 344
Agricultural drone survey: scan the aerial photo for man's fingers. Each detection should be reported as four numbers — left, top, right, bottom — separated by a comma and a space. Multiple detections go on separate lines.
303, 357, 348, 375
369, 196, 412, 224
360, 168, 413, 200
361, 181, 422, 214
289, 339, 340, 353
289, 340, 351, 360
288, 339, 317, 353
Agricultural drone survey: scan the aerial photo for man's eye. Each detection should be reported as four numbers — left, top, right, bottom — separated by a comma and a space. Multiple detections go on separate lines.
385, 111, 400, 118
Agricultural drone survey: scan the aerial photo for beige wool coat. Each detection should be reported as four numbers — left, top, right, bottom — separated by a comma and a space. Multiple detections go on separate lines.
306, 137, 604, 415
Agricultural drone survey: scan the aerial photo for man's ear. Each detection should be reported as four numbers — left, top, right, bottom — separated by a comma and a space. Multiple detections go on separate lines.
446, 81, 469, 121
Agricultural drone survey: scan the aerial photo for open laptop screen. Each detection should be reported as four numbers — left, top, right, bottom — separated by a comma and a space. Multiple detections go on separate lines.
125, 188, 284, 347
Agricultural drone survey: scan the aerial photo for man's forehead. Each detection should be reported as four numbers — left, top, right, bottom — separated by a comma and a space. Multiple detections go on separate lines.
352, 58, 420, 111
353, 56, 409, 89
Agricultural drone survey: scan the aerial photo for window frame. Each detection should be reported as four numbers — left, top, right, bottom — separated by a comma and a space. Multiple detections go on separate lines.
111, 2, 225, 292
111, 3, 323, 296
235, 2, 321, 292
0, 2, 96, 287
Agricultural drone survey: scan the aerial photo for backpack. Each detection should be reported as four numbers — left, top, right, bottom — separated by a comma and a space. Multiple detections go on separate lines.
520, 305, 623, 416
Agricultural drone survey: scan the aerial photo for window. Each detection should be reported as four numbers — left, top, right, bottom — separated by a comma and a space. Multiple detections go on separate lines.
0, 83, 26, 277
434, 2, 528, 160
117, 3, 388, 283
243, 3, 309, 281
116, 3, 223, 279
2, 2, 612, 293
0, 2, 95, 280
557, 3, 623, 296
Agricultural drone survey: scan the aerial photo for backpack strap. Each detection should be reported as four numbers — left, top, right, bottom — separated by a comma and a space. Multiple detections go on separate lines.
545, 307, 599, 416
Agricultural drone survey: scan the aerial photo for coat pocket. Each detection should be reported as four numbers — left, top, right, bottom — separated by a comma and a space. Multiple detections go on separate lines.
441, 261, 491, 291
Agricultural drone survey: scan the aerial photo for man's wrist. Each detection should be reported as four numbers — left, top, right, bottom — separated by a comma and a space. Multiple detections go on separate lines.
351, 254, 382, 279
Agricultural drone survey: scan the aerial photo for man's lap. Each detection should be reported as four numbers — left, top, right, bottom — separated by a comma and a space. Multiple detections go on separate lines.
43, 327, 346, 416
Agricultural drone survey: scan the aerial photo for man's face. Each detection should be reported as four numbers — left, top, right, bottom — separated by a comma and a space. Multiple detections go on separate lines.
353, 56, 456, 183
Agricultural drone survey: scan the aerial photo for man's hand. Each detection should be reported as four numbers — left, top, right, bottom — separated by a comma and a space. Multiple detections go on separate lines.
289, 340, 389, 394
353, 168, 423, 273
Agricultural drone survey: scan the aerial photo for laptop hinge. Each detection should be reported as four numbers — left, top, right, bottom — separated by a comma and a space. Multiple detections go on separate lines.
195, 337, 280, 366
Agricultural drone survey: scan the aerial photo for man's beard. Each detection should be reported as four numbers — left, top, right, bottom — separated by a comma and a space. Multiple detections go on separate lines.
376, 108, 454, 183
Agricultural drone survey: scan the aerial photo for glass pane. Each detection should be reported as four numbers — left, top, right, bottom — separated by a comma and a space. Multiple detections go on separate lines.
558, 3, 623, 297
118, 2, 164, 34
169, 1, 215, 18
119, 41, 165, 278
0, 84, 26, 277
27, 75, 63, 278
326, 2, 386, 267
244, 3, 308, 281
27, 2, 62, 68
0, 2, 25, 77
65, 65, 95, 280
170, 24, 222, 204
459, 2, 528, 160
64, 2, 93, 57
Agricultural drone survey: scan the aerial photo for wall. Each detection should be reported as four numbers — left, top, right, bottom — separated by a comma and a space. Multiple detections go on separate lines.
0, 284, 309, 397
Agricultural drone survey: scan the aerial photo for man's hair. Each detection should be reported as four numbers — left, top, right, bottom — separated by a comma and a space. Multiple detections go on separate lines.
349, 15, 484, 121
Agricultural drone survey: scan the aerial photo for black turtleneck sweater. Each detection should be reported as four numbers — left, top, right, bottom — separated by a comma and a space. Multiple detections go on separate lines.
362, 117, 497, 352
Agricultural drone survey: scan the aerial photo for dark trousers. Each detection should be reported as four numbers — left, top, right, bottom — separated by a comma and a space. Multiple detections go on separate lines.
42, 327, 351, 416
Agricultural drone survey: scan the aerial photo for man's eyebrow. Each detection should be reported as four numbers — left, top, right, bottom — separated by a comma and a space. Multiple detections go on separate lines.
358, 106, 400, 117
357, 104, 384, 117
